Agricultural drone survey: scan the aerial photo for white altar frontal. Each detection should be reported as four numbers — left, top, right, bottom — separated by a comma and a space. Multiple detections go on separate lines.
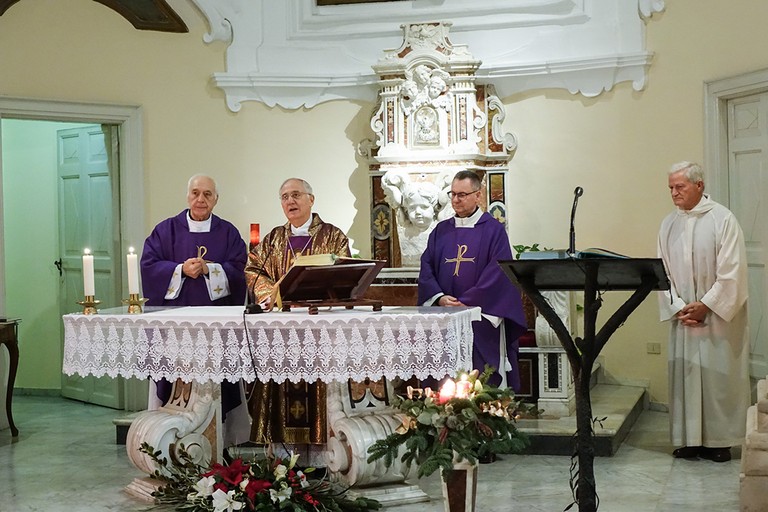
62, 305, 479, 504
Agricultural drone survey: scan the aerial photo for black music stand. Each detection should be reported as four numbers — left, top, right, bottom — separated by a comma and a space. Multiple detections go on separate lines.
499, 257, 668, 512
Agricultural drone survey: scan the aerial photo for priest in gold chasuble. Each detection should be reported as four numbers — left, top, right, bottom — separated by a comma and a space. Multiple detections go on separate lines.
245, 178, 351, 445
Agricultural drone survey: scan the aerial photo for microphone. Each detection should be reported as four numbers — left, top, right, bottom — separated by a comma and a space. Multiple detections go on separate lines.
568, 186, 583, 256
244, 233, 278, 314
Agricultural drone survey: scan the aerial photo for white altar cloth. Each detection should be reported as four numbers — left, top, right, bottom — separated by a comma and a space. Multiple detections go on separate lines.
62, 305, 480, 384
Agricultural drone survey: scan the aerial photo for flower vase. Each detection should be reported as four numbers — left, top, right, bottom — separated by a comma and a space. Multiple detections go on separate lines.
440, 460, 478, 512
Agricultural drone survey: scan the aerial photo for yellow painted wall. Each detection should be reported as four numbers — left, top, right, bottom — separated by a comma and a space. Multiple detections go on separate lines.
0, 0, 766, 403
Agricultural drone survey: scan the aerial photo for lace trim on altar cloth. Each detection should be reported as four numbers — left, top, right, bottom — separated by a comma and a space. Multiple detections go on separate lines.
62, 306, 479, 384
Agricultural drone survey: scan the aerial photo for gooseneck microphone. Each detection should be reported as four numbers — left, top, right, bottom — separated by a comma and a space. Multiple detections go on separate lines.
244, 232, 278, 314
568, 186, 584, 256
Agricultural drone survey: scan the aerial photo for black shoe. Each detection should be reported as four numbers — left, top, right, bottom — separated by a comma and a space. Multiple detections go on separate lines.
672, 446, 702, 458
700, 447, 731, 463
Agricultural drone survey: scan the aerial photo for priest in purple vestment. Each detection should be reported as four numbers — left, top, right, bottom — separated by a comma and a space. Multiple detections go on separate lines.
140, 174, 248, 443
141, 175, 247, 308
418, 170, 526, 390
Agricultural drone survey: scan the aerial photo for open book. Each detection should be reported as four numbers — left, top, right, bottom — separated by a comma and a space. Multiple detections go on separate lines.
576, 247, 629, 259
519, 248, 629, 260
292, 253, 360, 266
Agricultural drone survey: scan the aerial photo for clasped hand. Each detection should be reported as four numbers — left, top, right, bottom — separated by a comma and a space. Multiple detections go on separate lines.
438, 294, 466, 307
676, 300, 709, 326
182, 257, 209, 279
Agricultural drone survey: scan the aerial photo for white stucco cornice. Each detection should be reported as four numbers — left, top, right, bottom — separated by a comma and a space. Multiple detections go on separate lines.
189, 0, 665, 111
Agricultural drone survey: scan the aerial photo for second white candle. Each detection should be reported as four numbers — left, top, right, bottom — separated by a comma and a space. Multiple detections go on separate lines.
127, 247, 139, 295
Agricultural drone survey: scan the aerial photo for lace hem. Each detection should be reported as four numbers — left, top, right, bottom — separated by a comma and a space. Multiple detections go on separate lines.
62, 306, 479, 384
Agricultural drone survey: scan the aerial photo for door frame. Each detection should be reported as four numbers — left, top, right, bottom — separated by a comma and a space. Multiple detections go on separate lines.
705, 68, 768, 200
0, 96, 146, 409
705, 69, 768, 382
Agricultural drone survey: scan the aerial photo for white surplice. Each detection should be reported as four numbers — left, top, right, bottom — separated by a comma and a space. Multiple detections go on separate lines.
657, 194, 750, 448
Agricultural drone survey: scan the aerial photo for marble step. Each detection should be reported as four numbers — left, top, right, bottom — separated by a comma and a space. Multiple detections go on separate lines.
516, 383, 646, 456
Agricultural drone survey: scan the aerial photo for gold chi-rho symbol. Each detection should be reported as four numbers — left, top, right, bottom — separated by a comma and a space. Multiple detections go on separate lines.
445, 244, 475, 276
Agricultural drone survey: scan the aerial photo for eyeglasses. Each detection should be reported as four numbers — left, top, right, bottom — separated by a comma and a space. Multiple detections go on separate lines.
279, 191, 310, 202
448, 189, 480, 200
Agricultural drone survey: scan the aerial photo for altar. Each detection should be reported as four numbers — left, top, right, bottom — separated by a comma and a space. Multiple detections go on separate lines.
62, 305, 479, 502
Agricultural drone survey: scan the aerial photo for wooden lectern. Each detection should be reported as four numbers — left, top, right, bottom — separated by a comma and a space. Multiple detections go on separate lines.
499, 257, 668, 512
278, 259, 386, 314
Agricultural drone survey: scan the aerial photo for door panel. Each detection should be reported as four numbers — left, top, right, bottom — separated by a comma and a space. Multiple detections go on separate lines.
727, 94, 768, 379
58, 125, 124, 408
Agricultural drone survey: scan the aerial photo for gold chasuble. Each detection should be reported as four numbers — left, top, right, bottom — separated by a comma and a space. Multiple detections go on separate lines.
245, 213, 351, 444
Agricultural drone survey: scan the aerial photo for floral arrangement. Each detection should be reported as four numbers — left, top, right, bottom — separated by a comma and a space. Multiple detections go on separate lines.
139, 443, 380, 512
366, 367, 530, 478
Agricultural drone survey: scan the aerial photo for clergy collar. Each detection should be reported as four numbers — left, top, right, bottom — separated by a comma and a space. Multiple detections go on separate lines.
454, 207, 483, 228
290, 215, 313, 236
187, 211, 212, 232
678, 193, 715, 216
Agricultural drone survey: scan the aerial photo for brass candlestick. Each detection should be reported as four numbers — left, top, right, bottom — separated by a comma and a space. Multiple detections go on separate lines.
122, 293, 148, 314
77, 295, 100, 315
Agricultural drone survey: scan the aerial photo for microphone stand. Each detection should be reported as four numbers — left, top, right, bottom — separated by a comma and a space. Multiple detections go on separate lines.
245, 233, 278, 314
568, 186, 583, 257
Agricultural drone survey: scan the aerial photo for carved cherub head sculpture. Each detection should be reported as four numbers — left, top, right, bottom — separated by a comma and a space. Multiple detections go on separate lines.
428, 75, 447, 99
402, 183, 439, 229
382, 172, 444, 232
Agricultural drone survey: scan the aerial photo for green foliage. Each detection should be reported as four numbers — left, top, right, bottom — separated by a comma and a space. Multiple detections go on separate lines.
512, 243, 542, 259
367, 366, 531, 479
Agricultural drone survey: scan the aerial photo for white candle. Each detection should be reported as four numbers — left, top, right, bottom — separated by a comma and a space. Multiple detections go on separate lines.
127, 247, 140, 295
82, 249, 95, 297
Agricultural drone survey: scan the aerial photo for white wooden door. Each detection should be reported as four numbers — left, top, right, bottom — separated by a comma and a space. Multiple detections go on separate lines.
727, 93, 768, 379
58, 125, 124, 408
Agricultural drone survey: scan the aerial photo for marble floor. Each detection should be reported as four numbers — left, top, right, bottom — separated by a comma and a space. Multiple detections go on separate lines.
0, 395, 742, 512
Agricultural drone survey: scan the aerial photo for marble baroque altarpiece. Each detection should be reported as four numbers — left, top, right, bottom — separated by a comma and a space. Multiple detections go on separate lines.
362, 21, 515, 269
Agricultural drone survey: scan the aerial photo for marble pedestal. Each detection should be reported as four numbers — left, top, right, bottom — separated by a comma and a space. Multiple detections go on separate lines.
520, 346, 576, 417
740, 375, 768, 512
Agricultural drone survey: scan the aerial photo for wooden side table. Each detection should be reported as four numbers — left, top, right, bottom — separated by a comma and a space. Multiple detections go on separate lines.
0, 319, 19, 437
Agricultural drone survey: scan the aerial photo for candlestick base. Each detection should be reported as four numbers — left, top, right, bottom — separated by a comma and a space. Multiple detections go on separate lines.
77, 296, 100, 315
122, 294, 148, 314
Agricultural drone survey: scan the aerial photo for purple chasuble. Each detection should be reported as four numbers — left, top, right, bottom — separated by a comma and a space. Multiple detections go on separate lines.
418, 212, 526, 389
140, 209, 247, 413
141, 210, 247, 307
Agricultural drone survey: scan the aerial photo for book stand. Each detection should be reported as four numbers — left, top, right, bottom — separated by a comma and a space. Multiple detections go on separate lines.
278, 260, 386, 315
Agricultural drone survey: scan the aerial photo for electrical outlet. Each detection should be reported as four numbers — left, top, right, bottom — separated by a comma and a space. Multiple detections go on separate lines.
646, 342, 661, 354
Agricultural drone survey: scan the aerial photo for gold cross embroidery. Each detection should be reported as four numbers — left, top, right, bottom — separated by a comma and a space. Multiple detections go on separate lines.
289, 400, 306, 420
211, 267, 221, 277
213, 286, 223, 295
445, 244, 475, 276
167, 286, 175, 294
